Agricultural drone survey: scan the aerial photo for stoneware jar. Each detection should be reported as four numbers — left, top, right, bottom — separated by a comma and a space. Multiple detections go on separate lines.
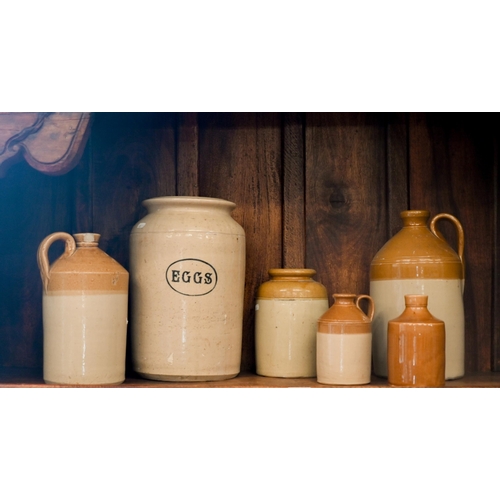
37, 232, 129, 385
129, 196, 246, 382
317, 294, 374, 386
388, 295, 445, 388
255, 269, 328, 378
370, 210, 464, 380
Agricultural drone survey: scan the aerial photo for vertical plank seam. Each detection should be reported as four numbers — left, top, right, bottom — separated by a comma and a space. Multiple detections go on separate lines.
174, 112, 180, 196
493, 125, 500, 371
282, 112, 306, 268
405, 112, 411, 209
384, 114, 390, 240
90, 129, 95, 232
301, 112, 307, 266
281, 114, 287, 267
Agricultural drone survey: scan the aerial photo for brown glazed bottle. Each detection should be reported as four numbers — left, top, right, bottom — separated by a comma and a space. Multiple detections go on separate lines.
387, 294, 445, 388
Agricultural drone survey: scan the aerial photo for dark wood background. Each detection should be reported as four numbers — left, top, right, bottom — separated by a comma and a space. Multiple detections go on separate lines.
1, 112, 498, 376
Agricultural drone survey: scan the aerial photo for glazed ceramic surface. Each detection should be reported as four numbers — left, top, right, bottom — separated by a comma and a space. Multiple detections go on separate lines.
255, 269, 328, 378
387, 294, 445, 388
371, 279, 463, 379
38, 232, 129, 385
370, 210, 464, 380
129, 196, 245, 382
316, 294, 373, 385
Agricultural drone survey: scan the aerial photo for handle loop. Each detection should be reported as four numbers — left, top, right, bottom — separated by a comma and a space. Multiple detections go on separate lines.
356, 294, 375, 321
429, 213, 465, 271
37, 232, 76, 292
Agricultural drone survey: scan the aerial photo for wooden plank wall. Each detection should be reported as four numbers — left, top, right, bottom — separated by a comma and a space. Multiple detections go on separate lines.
0, 112, 497, 375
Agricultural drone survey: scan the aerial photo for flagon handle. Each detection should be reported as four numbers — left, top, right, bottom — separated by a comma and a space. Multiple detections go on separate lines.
37, 232, 76, 292
356, 294, 375, 321
429, 213, 465, 274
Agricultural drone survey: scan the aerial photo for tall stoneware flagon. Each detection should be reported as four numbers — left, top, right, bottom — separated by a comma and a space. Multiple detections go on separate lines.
370, 210, 465, 380
37, 232, 129, 385
129, 196, 246, 381
255, 269, 329, 378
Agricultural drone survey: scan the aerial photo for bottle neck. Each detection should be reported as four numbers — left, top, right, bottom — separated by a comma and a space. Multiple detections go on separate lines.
332, 294, 357, 306
74, 233, 100, 248
401, 210, 430, 227
404, 294, 428, 308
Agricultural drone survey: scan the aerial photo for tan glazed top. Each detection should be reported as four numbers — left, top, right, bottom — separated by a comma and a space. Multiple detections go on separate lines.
37, 232, 129, 294
318, 294, 374, 334
257, 269, 328, 299
370, 210, 465, 280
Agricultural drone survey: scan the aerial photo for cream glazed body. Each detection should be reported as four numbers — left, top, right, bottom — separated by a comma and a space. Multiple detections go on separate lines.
129, 196, 246, 381
370, 279, 463, 379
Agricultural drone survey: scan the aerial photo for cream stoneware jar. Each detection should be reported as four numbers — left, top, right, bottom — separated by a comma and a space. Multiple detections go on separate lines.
37, 232, 129, 385
370, 210, 464, 380
255, 269, 328, 378
317, 294, 374, 386
129, 196, 246, 382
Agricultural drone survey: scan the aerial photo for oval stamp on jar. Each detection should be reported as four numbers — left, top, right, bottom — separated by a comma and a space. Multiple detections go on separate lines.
166, 258, 218, 296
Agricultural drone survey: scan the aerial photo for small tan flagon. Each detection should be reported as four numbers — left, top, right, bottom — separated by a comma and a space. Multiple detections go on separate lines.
317, 294, 374, 386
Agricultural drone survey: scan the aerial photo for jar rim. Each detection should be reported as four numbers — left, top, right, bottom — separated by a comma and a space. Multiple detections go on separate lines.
268, 269, 317, 278
143, 196, 236, 211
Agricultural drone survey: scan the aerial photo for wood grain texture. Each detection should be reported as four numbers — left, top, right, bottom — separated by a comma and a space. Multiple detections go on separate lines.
305, 113, 388, 302
0, 160, 81, 368
176, 112, 199, 196
198, 113, 282, 372
387, 112, 409, 236
282, 112, 306, 268
409, 112, 495, 373
70, 134, 94, 234
492, 119, 500, 371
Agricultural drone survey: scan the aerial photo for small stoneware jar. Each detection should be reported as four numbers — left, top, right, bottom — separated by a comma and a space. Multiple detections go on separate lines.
255, 269, 329, 378
387, 294, 445, 388
37, 232, 129, 385
317, 294, 374, 386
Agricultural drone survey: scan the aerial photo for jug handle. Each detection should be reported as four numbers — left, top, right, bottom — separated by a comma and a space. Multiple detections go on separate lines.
429, 213, 465, 269
37, 232, 76, 293
356, 294, 375, 321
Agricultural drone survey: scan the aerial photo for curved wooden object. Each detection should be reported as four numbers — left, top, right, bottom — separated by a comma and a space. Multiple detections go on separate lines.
0, 112, 91, 176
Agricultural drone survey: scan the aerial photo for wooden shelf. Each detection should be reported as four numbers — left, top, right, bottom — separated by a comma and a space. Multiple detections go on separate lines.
1, 369, 500, 388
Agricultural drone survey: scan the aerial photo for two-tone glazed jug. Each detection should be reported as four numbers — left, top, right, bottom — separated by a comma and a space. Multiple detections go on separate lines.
370, 210, 464, 380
